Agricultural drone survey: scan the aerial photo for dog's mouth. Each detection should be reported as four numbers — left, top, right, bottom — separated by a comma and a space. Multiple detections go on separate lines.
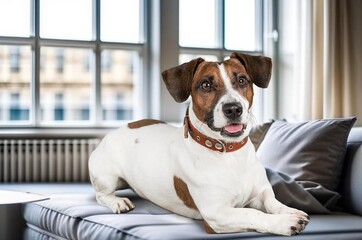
221, 123, 246, 137
205, 112, 247, 138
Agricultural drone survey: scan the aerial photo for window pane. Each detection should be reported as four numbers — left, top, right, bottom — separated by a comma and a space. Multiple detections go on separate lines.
40, 47, 92, 123
225, 0, 259, 51
102, 50, 137, 121
0, 45, 32, 122
40, 0, 92, 40
101, 0, 141, 43
179, 54, 218, 64
179, 0, 218, 48
0, 0, 31, 37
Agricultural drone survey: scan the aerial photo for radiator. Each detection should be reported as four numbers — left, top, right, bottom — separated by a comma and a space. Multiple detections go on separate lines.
0, 138, 100, 183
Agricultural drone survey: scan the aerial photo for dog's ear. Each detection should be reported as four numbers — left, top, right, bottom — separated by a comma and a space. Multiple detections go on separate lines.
162, 58, 205, 103
230, 52, 272, 88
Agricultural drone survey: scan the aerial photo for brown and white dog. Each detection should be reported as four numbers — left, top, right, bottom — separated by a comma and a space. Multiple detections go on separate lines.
89, 52, 309, 236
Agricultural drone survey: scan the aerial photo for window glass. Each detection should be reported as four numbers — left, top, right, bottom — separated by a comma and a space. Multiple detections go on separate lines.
179, 54, 218, 64
179, 0, 261, 51
102, 50, 138, 121
0, 45, 32, 122
101, 0, 142, 43
225, 0, 259, 51
40, 0, 92, 40
40, 47, 92, 123
0, 0, 31, 37
179, 0, 218, 48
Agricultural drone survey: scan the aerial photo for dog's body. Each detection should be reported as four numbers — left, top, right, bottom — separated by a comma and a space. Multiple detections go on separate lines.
89, 53, 309, 236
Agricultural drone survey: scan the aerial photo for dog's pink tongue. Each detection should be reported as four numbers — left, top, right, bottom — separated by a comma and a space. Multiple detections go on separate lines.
224, 124, 243, 133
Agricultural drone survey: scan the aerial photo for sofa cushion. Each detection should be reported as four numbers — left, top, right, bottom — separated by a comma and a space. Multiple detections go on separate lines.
23, 189, 362, 240
256, 117, 356, 192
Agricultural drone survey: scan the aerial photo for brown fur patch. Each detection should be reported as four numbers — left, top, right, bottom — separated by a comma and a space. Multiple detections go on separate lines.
173, 176, 198, 210
127, 119, 166, 129
204, 221, 217, 234
223, 58, 254, 109
191, 62, 226, 122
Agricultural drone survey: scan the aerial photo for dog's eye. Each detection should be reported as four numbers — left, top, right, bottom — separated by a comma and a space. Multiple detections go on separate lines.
238, 77, 248, 87
200, 80, 212, 92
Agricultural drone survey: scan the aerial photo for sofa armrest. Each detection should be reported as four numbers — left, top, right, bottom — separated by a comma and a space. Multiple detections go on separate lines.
340, 127, 362, 216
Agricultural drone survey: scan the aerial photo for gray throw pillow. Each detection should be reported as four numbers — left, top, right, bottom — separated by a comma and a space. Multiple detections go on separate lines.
257, 117, 356, 192
265, 168, 335, 213
249, 120, 274, 151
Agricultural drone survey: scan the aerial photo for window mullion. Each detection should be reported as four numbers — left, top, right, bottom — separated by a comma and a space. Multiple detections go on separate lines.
31, 0, 40, 126
256, 0, 264, 52
93, 0, 102, 126
219, 0, 225, 59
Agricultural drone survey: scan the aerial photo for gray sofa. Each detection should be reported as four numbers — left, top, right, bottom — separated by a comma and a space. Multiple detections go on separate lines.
1, 126, 361, 240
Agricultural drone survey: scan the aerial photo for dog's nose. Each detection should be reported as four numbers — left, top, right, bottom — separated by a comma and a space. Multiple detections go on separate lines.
222, 103, 243, 120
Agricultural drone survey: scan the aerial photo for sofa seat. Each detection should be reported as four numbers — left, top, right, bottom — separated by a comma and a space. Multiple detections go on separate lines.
20, 185, 362, 240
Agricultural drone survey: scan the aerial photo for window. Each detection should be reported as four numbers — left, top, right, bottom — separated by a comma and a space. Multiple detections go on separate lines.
9, 46, 21, 73
179, 0, 263, 59
0, 0, 145, 126
55, 49, 64, 74
10, 92, 29, 121
54, 93, 64, 121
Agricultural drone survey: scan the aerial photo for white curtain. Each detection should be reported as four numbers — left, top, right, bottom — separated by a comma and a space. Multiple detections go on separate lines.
297, 0, 362, 126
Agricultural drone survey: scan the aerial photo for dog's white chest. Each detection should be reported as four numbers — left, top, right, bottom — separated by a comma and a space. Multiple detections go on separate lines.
177, 140, 259, 206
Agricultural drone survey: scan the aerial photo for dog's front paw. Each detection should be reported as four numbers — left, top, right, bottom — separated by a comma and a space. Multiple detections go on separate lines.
109, 197, 135, 214
288, 213, 309, 236
271, 213, 309, 236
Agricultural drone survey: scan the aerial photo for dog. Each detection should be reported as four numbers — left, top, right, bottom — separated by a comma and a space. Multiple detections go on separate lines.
89, 52, 309, 236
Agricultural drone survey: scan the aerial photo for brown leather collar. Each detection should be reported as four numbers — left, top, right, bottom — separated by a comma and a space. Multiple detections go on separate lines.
183, 108, 248, 153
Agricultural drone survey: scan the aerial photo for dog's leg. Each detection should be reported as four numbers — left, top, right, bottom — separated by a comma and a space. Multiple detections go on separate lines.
247, 185, 309, 216
203, 206, 308, 236
245, 187, 309, 235
191, 187, 309, 236
252, 187, 309, 219
91, 175, 135, 214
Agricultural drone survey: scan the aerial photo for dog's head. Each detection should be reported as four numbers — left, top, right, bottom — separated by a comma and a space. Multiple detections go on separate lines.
162, 52, 272, 143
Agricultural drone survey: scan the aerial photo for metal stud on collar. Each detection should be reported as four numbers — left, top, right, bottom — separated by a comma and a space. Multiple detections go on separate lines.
215, 143, 223, 150
205, 140, 212, 148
